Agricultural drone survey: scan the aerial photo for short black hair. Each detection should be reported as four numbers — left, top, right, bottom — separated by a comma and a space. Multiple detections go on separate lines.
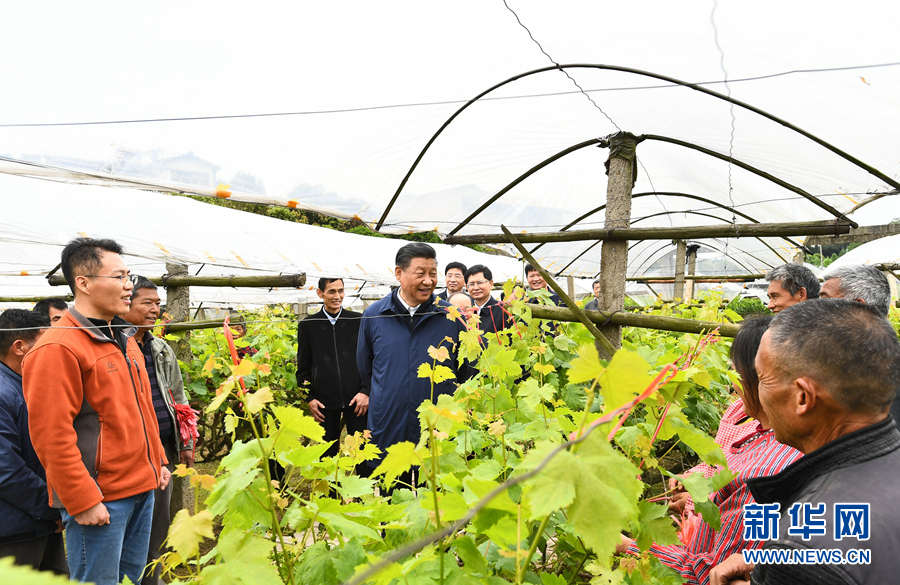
465, 264, 493, 283
32, 298, 68, 317
729, 315, 772, 417
592, 279, 601, 288
0, 309, 49, 356
61, 237, 125, 295
445, 262, 467, 276
129, 275, 158, 298
524, 263, 539, 276
768, 299, 900, 414
317, 277, 343, 291
395, 242, 436, 270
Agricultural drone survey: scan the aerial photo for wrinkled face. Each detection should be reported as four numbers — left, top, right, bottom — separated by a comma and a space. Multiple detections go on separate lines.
755, 332, 800, 447
767, 280, 803, 313
527, 270, 546, 291
76, 251, 133, 320
592, 282, 601, 298
466, 272, 493, 304
121, 287, 161, 329
395, 257, 438, 305
445, 268, 465, 294
317, 279, 345, 313
48, 306, 67, 324
449, 294, 474, 319
230, 323, 247, 338
818, 278, 842, 300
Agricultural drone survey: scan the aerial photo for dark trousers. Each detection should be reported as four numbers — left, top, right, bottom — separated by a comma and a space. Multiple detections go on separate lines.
0, 531, 68, 575
143, 443, 177, 585
321, 405, 370, 478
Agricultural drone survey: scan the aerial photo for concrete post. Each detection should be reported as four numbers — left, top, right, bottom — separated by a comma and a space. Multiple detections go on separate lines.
567, 275, 575, 300
884, 271, 898, 301
597, 132, 638, 357
164, 262, 195, 516
673, 240, 687, 301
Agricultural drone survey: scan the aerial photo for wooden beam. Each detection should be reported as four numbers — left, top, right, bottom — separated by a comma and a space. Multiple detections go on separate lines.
806, 223, 900, 247
530, 304, 740, 337
627, 273, 765, 282
673, 240, 687, 300
165, 318, 228, 332
443, 220, 852, 245
685, 245, 699, 302
48, 273, 306, 288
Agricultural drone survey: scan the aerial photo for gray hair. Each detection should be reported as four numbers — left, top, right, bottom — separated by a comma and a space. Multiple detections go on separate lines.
822, 265, 891, 316
765, 263, 820, 299
767, 299, 900, 414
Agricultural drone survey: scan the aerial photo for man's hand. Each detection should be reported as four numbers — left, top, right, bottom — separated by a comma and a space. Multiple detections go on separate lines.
74, 502, 110, 526
709, 552, 753, 585
54, 519, 64, 533
350, 393, 369, 417
180, 449, 195, 468
308, 399, 325, 423
159, 466, 172, 490
615, 534, 634, 555
667, 477, 690, 513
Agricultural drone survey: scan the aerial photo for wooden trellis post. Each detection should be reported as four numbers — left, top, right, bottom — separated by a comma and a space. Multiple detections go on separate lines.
597, 132, 638, 358
685, 244, 699, 302
673, 240, 687, 300
164, 262, 195, 517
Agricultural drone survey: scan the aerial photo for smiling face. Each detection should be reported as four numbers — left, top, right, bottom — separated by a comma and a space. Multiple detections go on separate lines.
395, 257, 438, 305
121, 286, 161, 332
592, 282, 601, 298
74, 251, 133, 321
527, 270, 546, 291
317, 279, 345, 313
445, 268, 465, 295
755, 332, 802, 447
466, 272, 493, 304
766, 280, 805, 313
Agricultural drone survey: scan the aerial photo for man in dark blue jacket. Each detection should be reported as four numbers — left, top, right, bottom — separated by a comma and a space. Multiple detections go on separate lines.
465, 264, 510, 335
357, 243, 470, 479
0, 309, 67, 574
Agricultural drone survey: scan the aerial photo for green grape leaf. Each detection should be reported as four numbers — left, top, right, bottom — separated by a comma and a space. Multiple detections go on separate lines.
671, 417, 726, 467
332, 538, 368, 582
632, 502, 680, 551
679, 473, 722, 531
273, 405, 325, 442
567, 344, 605, 384
243, 386, 273, 414
372, 441, 421, 487
598, 350, 654, 413
453, 536, 488, 576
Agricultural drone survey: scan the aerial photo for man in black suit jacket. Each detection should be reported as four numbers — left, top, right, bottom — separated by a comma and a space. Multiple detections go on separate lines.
466, 264, 510, 335
297, 278, 368, 459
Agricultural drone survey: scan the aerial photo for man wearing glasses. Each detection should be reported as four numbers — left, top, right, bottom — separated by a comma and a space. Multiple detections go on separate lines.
465, 264, 510, 335
23, 237, 170, 585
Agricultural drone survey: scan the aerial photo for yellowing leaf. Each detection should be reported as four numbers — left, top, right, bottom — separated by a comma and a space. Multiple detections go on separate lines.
167, 509, 214, 559
202, 357, 216, 374
258, 363, 271, 375
417, 362, 456, 384
172, 464, 195, 477
568, 344, 605, 384
487, 419, 506, 437
372, 441, 421, 487
205, 385, 232, 413
427, 345, 450, 363
533, 362, 555, 375
190, 474, 217, 491
231, 358, 257, 378
244, 386, 273, 415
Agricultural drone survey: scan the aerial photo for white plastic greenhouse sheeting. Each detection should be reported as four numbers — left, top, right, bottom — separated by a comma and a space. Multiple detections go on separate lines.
2, 1, 899, 280
826, 235, 900, 271
0, 173, 592, 306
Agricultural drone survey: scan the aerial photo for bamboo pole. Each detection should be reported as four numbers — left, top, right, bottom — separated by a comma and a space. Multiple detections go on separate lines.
47, 273, 306, 288
530, 304, 740, 337
501, 226, 618, 356
0, 295, 72, 303
443, 220, 852, 245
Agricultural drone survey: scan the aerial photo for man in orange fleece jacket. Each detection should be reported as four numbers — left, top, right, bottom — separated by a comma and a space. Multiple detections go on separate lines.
23, 237, 170, 585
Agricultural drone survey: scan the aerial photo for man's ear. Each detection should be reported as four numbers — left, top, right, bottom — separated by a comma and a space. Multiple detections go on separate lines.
74, 275, 91, 296
316, 289, 325, 300
11, 339, 29, 358
794, 377, 819, 415
394, 266, 403, 282
796, 287, 809, 302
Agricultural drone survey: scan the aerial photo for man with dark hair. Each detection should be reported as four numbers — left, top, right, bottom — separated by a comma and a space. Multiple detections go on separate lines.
465, 264, 509, 334
357, 243, 469, 476
819, 264, 891, 316
437, 262, 467, 302
764, 263, 820, 313
23, 237, 169, 585
0, 310, 67, 575
585, 279, 601, 311
524, 263, 562, 305
32, 298, 69, 325
710, 299, 900, 584
120, 276, 193, 585
297, 277, 368, 463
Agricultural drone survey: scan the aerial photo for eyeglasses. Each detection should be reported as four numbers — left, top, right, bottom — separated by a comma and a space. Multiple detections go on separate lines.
83, 274, 131, 283
468, 280, 490, 287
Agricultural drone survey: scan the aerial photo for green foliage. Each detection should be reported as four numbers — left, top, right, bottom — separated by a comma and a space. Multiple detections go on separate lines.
726, 295, 769, 317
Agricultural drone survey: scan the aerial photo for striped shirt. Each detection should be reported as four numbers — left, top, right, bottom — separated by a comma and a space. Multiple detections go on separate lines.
139, 333, 175, 447
629, 400, 802, 585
